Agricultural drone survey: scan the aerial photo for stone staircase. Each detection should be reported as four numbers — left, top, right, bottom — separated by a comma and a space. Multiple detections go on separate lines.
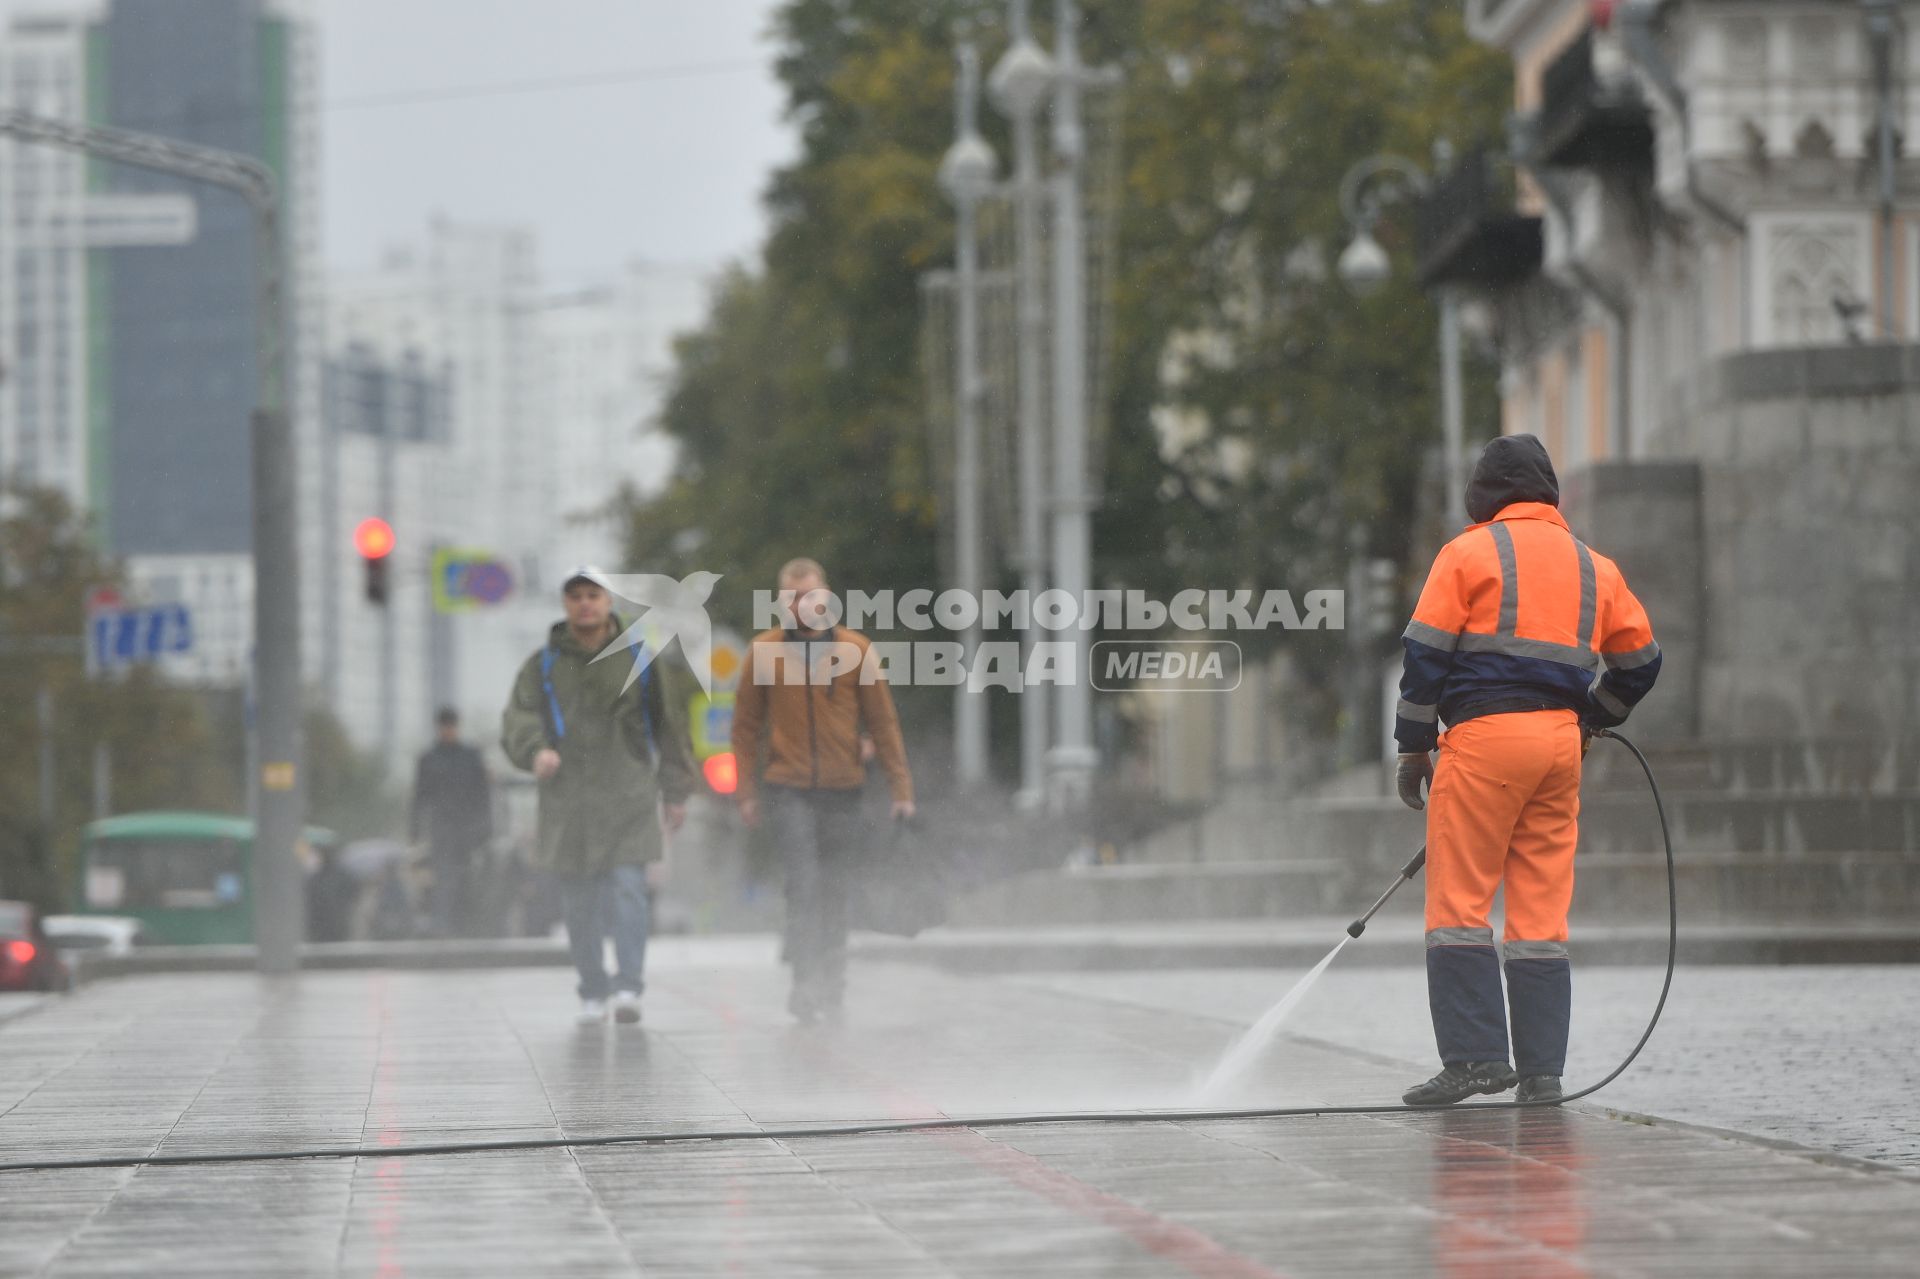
948, 737, 1920, 927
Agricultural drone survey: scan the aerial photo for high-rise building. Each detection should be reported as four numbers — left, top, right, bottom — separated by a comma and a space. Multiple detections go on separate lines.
95, 0, 320, 685
0, 14, 91, 506
328, 220, 546, 769
536, 259, 708, 571
327, 227, 708, 773
0, 0, 320, 688
322, 341, 451, 772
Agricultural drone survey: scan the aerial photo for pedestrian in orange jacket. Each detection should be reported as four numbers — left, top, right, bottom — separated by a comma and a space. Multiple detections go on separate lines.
1394, 435, 1660, 1106
732, 557, 916, 1024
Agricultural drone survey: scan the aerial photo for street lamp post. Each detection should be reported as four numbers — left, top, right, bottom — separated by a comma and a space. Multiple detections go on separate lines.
939, 43, 999, 791
1335, 151, 1467, 533
1045, 0, 1102, 813
989, 0, 1055, 810
0, 108, 304, 975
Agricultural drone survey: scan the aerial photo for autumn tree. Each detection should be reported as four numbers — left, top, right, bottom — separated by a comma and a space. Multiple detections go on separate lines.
0, 483, 237, 909
627, 0, 1510, 757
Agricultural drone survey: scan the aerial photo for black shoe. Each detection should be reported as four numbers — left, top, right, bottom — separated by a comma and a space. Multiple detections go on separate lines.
1515, 1074, 1563, 1103
1402, 1061, 1518, 1107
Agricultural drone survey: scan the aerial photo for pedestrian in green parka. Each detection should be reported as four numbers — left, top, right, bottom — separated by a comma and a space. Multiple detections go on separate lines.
501, 567, 697, 1026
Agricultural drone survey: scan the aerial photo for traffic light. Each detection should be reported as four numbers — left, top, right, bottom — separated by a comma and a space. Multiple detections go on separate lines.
355, 517, 394, 605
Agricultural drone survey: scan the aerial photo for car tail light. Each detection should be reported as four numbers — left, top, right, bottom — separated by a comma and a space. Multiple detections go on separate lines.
3, 939, 34, 966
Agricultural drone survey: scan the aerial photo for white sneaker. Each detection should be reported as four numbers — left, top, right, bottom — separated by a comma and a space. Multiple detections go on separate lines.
577, 998, 607, 1026
611, 991, 642, 1025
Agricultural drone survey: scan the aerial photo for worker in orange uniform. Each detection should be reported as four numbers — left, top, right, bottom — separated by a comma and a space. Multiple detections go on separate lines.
1394, 435, 1660, 1106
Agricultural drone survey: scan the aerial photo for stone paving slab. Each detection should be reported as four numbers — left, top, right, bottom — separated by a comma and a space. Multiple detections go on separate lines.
0, 938, 1916, 1277
0, 994, 42, 1026
1014, 963, 1920, 1169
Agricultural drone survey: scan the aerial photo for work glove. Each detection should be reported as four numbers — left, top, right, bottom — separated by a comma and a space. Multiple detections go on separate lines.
1396, 751, 1435, 811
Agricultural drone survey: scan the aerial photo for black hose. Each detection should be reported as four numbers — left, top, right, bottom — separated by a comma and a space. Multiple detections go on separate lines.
1543, 727, 1678, 1105
0, 730, 1677, 1175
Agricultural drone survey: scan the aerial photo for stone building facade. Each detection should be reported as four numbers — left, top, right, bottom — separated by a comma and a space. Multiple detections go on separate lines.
1440, 0, 1920, 756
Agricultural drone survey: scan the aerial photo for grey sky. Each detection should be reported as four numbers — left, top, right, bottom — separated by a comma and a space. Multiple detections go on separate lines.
321, 0, 795, 286
0, 0, 796, 284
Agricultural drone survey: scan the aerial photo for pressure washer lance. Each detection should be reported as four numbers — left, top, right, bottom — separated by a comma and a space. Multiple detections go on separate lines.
1347, 846, 1426, 939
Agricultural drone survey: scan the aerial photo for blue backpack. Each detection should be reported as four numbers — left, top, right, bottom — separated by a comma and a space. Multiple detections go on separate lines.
540, 631, 656, 755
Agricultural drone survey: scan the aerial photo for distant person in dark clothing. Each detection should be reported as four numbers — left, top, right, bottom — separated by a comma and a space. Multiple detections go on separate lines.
305, 842, 360, 943
411, 707, 494, 937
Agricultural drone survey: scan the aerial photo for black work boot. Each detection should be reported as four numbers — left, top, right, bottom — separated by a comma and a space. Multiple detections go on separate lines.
1515, 1074, 1563, 1103
1402, 1061, 1518, 1107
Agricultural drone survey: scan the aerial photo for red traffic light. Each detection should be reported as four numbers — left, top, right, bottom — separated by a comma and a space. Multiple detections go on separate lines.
702, 751, 739, 796
354, 517, 395, 560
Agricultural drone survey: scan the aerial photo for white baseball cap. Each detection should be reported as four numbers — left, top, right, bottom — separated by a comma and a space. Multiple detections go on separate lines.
560, 565, 613, 593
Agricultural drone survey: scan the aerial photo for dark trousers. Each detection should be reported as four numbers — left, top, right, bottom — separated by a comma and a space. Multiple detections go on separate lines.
428, 848, 471, 938
767, 784, 865, 1010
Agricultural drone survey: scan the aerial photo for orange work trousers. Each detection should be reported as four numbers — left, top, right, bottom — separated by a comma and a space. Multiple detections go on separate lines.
1425, 708, 1582, 944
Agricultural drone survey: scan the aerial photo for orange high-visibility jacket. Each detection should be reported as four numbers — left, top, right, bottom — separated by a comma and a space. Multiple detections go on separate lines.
1394, 501, 1660, 754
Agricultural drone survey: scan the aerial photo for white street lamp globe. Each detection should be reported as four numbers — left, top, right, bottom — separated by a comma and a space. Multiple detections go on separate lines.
1337, 228, 1392, 296
990, 37, 1055, 117
940, 131, 1000, 202
936, 131, 998, 201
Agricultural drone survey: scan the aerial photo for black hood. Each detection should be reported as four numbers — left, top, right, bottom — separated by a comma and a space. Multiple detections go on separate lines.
1465, 434, 1559, 524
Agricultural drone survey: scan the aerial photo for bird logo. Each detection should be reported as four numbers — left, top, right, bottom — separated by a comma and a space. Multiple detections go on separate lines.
590, 570, 726, 694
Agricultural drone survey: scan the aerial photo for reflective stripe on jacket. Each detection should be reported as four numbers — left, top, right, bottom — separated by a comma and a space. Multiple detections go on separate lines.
1394, 501, 1660, 753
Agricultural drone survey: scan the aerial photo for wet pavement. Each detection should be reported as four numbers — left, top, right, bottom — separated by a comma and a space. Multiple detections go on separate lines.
2, 938, 1916, 1277
1019, 963, 1920, 1169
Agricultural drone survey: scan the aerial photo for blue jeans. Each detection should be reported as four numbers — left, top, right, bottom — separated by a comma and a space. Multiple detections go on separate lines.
560, 864, 650, 1001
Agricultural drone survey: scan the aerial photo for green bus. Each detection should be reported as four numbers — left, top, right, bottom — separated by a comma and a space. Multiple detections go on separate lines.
74, 811, 339, 946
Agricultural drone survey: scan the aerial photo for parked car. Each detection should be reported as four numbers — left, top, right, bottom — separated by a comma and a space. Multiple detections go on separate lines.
0, 899, 70, 993
42, 914, 144, 959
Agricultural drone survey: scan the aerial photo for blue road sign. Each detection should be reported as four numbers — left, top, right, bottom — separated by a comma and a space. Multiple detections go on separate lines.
88, 603, 193, 674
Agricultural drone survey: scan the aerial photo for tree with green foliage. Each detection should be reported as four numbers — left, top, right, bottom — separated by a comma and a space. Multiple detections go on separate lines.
302, 707, 407, 842
0, 481, 405, 908
0, 483, 238, 910
626, 0, 1510, 756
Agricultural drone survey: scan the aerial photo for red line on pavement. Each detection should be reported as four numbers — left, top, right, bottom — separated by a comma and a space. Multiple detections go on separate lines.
680, 983, 1292, 1279
922, 1124, 1292, 1279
